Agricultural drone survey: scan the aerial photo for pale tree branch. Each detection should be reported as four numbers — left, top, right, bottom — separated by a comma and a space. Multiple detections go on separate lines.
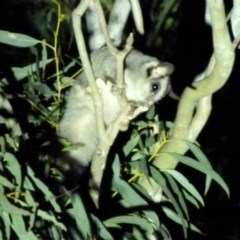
154, 0, 234, 169
89, 0, 148, 205
92, 0, 133, 106
129, 0, 144, 34
138, 0, 235, 201
84, 0, 134, 205
72, 0, 105, 137
90, 104, 134, 205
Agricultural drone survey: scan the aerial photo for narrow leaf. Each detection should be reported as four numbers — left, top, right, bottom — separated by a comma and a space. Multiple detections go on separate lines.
150, 166, 187, 238
104, 215, 153, 232
163, 207, 202, 233
4, 152, 21, 185
163, 169, 204, 206
71, 193, 91, 239
0, 31, 39, 47
37, 210, 66, 231
27, 166, 61, 212
168, 153, 230, 196
91, 214, 114, 240
123, 135, 140, 156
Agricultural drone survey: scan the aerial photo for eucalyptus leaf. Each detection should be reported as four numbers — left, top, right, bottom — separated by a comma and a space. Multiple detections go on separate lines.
168, 153, 230, 197
2, 212, 11, 240
150, 166, 187, 238
182, 189, 200, 208
112, 156, 160, 230
10, 58, 53, 81
131, 151, 145, 161
50, 225, 61, 240
138, 157, 150, 178
27, 166, 61, 213
0, 175, 15, 189
24, 190, 35, 207
0, 30, 39, 47
4, 152, 21, 185
159, 224, 172, 240
0, 185, 30, 216
37, 210, 66, 230
183, 141, 213, 194
146, 106, 155, 120
91, 214, 114, 240
11, 215, 26, 236
162, 207, 202, 233
123, 135, 140, 156
32, 82, 53, 96
164, 172, 189, 220
104, 215, 154, 233
41, 39, 48, 73
163, 169, 204, 206
70, 193, 91, 239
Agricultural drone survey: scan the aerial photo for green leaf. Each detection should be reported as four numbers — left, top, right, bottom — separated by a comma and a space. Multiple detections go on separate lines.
0, 30, 39, 47
50, 225, 61, 240
134, 120, 149, 128
104, 215, 153, 233
9, 215, 39, 240
0, 185, 30, 216
182, 189, 200, 208
23, 176, 35, 191
123, 135, 140, 156
146, 106, 156, 120
0, 175, 15, 189
11, 215, 26, 236
27, 166, 61, 213
70, 193, 91, 239
113, 166, 142, 208
2, 212, 11, 240
123, 232, 147, 240
167, 153, 230, 197
37, 210, 66, 231
145, 135, 156, 149
159, 224, 172, 240
5, 134, 18, 151
131, 182, 153, 202
91, 214, 114, 240
41, 40, 48, 73
183, 141, 213, 195
164, 172, 189, 220
32, 82, 53, 96
163, 169, 204, 206
9, 58, 53, 81
149, 166, 187, 238
112, 157, 160, 230
131, 151, 145, 161
138, 157, 150, 178
4, 152, 21, 186
137, 132, 145, 152
184, 141, 212, 167
162, 207, 202, 233
24, 190, 35, 207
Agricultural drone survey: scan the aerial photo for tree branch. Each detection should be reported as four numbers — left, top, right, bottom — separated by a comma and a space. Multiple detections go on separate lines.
129, 0, 144, 35
85, 0, 134, 205
92, 0, 133, 108
137, 0, 235, 202
72, 0, 105, 137
153, 0, 235, 169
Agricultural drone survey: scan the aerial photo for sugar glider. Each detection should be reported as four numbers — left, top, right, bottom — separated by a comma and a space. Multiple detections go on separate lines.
57, 0, 174, 177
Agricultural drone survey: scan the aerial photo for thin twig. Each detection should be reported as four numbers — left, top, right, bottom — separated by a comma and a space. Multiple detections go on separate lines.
72, 0, 105, 136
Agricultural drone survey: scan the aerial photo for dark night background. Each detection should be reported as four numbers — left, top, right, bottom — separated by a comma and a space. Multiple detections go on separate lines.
0, 0, 239, 239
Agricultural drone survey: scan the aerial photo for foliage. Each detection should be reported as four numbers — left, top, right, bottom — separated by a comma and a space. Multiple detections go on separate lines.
0, 0, 229, 240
